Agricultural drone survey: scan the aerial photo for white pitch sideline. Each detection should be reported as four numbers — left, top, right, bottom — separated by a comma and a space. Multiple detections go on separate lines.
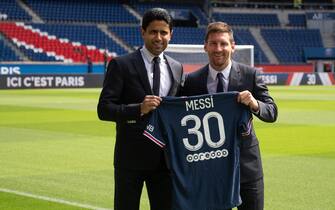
0, 188, 112, 210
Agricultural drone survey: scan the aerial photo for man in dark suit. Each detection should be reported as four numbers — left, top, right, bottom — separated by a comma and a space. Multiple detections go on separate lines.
181, 22, 278, 210
97, 8, 183, 210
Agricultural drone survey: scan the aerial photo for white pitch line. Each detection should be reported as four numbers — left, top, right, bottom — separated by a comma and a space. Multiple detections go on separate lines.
0, 188, 112, 210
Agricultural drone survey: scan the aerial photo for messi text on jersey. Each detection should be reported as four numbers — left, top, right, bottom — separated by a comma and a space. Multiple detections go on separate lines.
185, 95, 214, 111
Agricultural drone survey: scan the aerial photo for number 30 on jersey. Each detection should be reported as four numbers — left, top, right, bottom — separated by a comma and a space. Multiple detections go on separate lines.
181, 111, 226, 152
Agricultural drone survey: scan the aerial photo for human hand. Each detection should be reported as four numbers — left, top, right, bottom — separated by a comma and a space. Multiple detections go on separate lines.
140, 95, 162, 115
238, 91, 259, 112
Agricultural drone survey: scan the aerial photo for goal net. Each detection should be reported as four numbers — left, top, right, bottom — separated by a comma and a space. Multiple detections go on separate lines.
165, 44, 254, 67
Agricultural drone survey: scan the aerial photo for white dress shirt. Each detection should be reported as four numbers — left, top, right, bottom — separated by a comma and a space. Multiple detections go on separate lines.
207, 61, 232, 94
140, 46, 172, 97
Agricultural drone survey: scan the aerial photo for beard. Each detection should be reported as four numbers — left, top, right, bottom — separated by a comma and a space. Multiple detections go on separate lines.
210, 53, 231, 70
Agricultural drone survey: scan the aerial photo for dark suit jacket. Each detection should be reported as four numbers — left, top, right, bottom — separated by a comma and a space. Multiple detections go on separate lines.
97, 49, 183, 170
181, 61, 277, 183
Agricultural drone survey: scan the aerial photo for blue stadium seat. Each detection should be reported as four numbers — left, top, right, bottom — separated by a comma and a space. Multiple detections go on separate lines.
213, 13, 280, 27
234, 29, 269, 63
288, 14, 306, 27
133, 2, 208, 26
0, 0, 32, 21
25, 0, 139, 23
31, 23, 127, 56
261, 29, 323, 63
170, 27, 206, 44
18, 46, 59, 62
110, 26, 142, 47
0, 39, 22, 61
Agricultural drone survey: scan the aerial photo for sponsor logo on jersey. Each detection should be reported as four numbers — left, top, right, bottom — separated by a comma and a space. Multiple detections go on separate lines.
186, 149, 228, 163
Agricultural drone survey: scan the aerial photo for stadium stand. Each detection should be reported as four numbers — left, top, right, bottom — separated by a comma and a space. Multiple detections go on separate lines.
0, 38, 21, 61
31, 23, 127, 56
109, 25, 268, 63
212, 13, 280, 27
132, 2, 209, 26
170, 27, 206, 44
17, 45, 58, 62
233, 29, 269, 63
109, 26, 142, 47
0, 22, 119, 62
0, 0, 32, 21
288, 14, 307, 27
0, 0, 334, 65
25, 0, 139, 24
261, 29, 324, 63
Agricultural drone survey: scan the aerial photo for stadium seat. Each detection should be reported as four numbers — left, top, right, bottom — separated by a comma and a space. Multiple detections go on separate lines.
212, 13, 280, 27
133, 2, 209, 26
288, 14, 307, 27
261, 28, 323, 63
0, 0, 32, 21
0, 38, 22, 61
0, 22, 119, 62
25, 0, 139, 23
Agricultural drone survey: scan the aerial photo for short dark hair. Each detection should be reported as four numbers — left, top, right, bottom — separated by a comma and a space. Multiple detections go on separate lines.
205, 22, 234, 43
141, 8, 173, 31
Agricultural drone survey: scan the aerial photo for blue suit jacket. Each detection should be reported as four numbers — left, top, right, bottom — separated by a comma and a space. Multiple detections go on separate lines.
97, 49, 183, 170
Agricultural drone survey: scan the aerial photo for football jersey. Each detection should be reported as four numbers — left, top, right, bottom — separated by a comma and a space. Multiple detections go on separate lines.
144, 92, 252, 210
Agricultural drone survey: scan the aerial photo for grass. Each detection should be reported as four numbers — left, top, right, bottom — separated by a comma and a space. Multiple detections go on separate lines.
258, 86, 335, 210
0, 86, 335, 210
0, 191, 84, 210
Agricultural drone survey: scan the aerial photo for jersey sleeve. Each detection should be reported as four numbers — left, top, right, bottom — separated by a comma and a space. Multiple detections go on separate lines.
143, 110, 166, 148
239, 107, 253, 137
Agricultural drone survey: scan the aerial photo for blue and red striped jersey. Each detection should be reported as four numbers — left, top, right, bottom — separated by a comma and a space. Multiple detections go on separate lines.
144, 92, 252, 210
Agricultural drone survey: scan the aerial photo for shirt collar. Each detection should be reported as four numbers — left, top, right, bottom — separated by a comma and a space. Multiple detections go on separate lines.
141, 46, 164, 63
208, 61, 232, 81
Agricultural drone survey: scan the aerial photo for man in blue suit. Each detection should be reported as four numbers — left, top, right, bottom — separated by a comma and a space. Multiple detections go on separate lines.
181, 22, 278, 210
97, 8, 183, 210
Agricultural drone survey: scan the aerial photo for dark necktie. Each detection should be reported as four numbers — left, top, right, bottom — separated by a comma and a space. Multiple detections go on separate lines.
216, 72, 224, 93
152, 56, 161, 96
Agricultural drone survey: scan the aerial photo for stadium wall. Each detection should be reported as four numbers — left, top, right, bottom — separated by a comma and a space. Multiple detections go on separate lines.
256, 64, 314, 73
0, 72, 334, 89
0, 63, 334, 89
0, 74, 104, 89
0, 63, 105, 75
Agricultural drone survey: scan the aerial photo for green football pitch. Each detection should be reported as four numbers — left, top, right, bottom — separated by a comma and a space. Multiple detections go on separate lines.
0, 86, 335, 210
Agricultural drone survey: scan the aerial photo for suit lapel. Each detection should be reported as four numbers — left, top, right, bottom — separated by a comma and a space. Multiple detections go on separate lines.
228, 61, 241, 91
131, 49, 153, 95
200, 65, 210, 94
165, 56, 177, 82
164, 55, 179, 95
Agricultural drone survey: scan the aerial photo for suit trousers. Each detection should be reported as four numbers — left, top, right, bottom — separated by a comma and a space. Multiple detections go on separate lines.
226, 178, 264, 210
114, 168, 172, 210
